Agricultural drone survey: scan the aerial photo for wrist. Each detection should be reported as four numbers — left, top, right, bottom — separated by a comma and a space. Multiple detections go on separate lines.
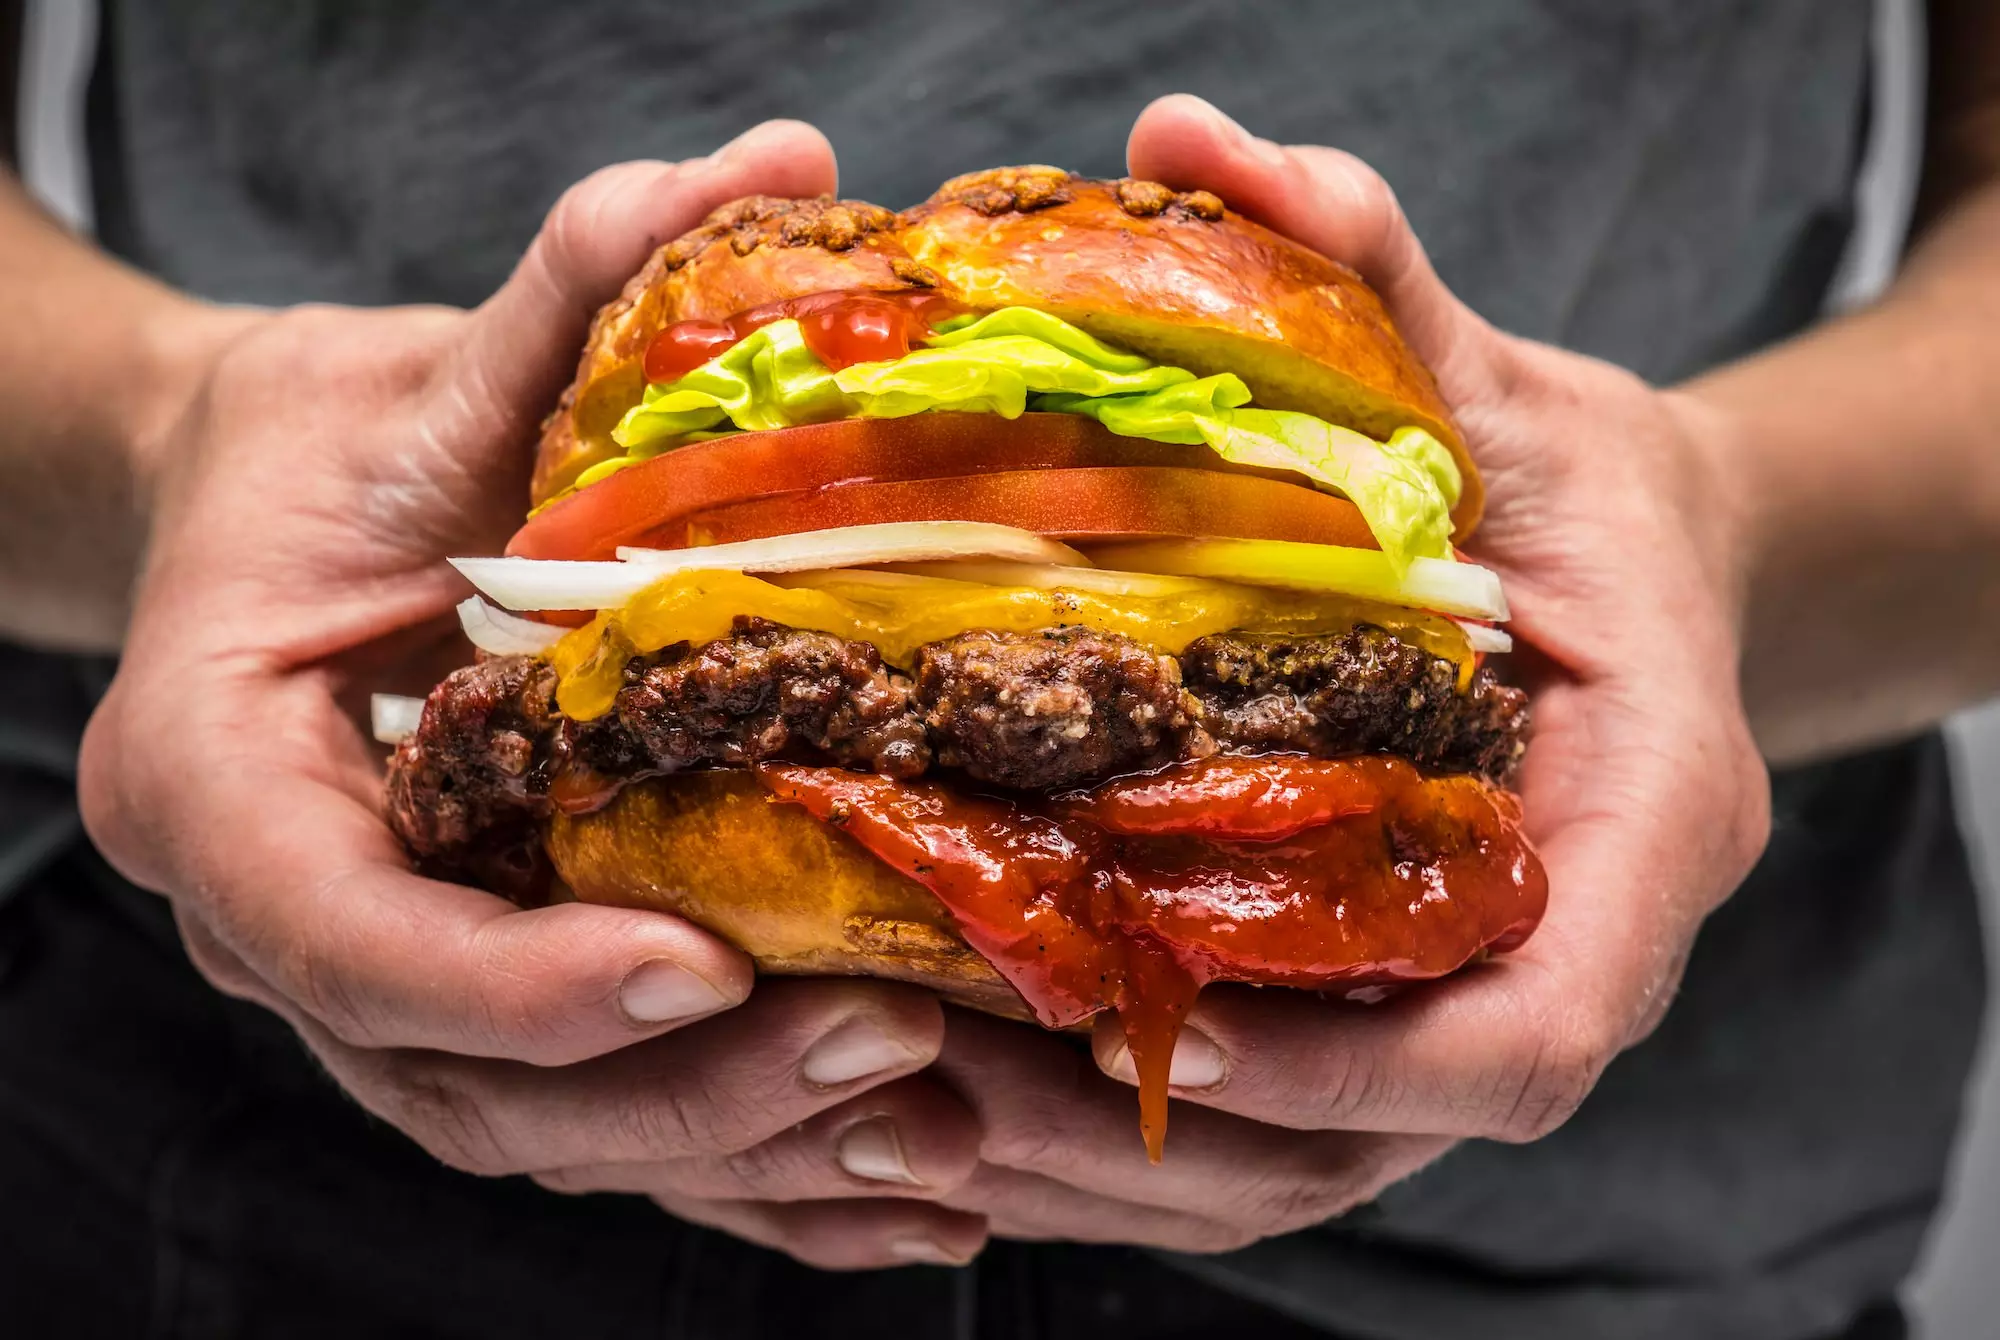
1656, 384, 1762, 644
120, 293, 270, 515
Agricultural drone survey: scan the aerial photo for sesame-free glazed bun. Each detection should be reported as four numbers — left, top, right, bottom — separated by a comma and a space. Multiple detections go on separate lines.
530, 166, 1481, 536
546, 773, 1034, 1020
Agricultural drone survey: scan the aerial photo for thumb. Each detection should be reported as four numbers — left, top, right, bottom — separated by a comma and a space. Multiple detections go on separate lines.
439, 119, 838, 458
1126, 94, 1495, 398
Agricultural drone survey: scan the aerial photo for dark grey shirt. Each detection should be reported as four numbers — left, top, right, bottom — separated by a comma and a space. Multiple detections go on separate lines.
3, 2, 1977, 1337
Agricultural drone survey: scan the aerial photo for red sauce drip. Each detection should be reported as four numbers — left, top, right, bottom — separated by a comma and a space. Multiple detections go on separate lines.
757, 755, 1548, 1161
642, 289, 967, 384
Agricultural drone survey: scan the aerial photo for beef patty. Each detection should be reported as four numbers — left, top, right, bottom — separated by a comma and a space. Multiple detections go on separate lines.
387, 618, 1529, 876
911, 629, 1204, 790
1181, 627, 1529, 783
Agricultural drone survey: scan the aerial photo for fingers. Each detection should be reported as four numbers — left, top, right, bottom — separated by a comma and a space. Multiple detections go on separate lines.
654, 1195, 989, 1271
1125, 94, 1495, 396
941, 1164, 1257, 1253
935, 1010, 1446, 1233
536, 1074, 980, 1202
1081, 690, 1768, 1143
291, 977, 948, 1175
90, 644, 776, 1064
444, 120, 838, 452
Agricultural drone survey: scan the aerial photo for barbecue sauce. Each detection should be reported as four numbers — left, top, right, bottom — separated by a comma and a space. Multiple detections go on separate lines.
642, 289, 967, 384
757, 755, 1547, 1161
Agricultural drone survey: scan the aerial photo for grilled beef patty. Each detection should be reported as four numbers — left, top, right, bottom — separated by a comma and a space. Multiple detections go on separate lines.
386, 618, 1529, 880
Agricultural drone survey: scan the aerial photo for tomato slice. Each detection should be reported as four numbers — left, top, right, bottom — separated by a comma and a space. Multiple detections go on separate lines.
676, 467, 1379, 550
507, 413, 1321, 561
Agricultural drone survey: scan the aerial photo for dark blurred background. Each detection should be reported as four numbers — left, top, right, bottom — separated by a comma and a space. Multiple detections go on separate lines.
11, 1, 1997, 1334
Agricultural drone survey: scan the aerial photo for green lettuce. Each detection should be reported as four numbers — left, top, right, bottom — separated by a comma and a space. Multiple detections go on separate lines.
608, 307, 1460, 568
1039, 380, 1459, 568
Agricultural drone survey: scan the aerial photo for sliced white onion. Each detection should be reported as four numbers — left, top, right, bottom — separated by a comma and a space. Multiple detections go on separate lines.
766, 568, 977, 591
617, 523, 1090, 574
371, 694, 425, 746
1453, 619, 1514, 655
455, 523, 1092, 612
457, 596, 566, 655
881, 560, 1213, 598
1083, 539, 1510, 623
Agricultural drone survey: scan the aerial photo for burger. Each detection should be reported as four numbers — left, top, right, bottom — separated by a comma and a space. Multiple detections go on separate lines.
375, 166, 1546, 1159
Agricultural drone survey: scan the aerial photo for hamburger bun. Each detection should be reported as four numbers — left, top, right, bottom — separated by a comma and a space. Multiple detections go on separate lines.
531, 166, 1479, 535
547, 772, 1032, 1019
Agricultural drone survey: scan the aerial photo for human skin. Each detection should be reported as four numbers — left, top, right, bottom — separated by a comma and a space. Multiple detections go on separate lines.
3, 11, 1996, 1270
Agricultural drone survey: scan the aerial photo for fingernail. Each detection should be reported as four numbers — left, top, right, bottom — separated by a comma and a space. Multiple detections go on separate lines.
1182, 95, 1288, 167
1102, 1028, 1229, 1090
1168, 1028, 1230, 1088
619, 959, 730, 1024
889, 1237, 968, 1266
802, 1017, 923, 1087
837, 1117, 923, 1185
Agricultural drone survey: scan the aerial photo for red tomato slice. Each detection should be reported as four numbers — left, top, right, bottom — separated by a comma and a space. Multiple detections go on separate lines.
676, 467, 1380, 550
506, 413, 1324, 561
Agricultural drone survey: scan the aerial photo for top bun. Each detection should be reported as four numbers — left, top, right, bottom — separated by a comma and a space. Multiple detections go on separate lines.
531, 166, 1480, 537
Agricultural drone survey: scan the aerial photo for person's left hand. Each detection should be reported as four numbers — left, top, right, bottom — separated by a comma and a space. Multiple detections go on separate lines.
642, 93, 1772, 1254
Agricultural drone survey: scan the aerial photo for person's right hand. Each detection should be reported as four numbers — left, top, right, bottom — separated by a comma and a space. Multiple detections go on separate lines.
77, 123, 991, 1270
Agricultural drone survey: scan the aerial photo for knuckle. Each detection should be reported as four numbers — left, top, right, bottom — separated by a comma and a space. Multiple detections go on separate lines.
603, 1067, 759, 1161
538, 164, 635, 286
1495, 1013, 1614, 1143
273, 930, 380, 1049
1173, 1221, 1262, 1254
1298, 1035, 1394, 1127
1226, 1157, 1376, 1236
382, 1064, 514, 1176
1730, 757, 1774, 876
531, 1166, 608, 1197
720, 1131, 816, 1195
174, 916, 262, 1001
75, 706, 133, 864
979, 1097, 1075, 1173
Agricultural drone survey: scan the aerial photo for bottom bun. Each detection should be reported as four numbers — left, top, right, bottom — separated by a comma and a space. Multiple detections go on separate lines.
545, 772, 1034, 1021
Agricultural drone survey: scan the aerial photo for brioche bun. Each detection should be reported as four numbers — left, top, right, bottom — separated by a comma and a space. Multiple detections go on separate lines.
546, 772, 1033, 1020
531, 166, 1478, 536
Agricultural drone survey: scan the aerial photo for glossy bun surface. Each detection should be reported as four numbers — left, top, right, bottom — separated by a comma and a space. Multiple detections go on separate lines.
531, 167, 1478, 534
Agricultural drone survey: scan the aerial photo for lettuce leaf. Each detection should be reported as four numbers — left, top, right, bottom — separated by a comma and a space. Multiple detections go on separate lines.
1040, 380, 1458, 568
613, 319, 854, 449
609, 307, 1460, 569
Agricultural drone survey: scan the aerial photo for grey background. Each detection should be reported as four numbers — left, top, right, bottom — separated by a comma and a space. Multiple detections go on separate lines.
15, 0, 1999, 1334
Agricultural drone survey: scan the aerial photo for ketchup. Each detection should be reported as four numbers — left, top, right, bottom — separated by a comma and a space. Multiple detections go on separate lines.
642, 289, 967, 384
758, 755, 1548, 1161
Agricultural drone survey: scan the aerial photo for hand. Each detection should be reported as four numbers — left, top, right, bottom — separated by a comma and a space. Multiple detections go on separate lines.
687, 94, 1775, 1253
77, 124, 990, 1271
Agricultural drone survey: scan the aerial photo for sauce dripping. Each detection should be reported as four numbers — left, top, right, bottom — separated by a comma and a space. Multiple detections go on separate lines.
757, 755, 1547, 1160
642, 289, 967, 384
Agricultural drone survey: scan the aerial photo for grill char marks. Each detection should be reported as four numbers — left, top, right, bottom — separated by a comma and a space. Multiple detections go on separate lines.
910, 629, 1208, 791
1181, 627, 1530, 784
385, 656, 563, 897
608, 617, 930, 778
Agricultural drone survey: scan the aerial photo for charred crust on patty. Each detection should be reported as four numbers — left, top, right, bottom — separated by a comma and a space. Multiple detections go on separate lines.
386, 624, 1530, 894
1181, 626, 1530, 785
910, 628, 1206, 791
611, 617, 930, 778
